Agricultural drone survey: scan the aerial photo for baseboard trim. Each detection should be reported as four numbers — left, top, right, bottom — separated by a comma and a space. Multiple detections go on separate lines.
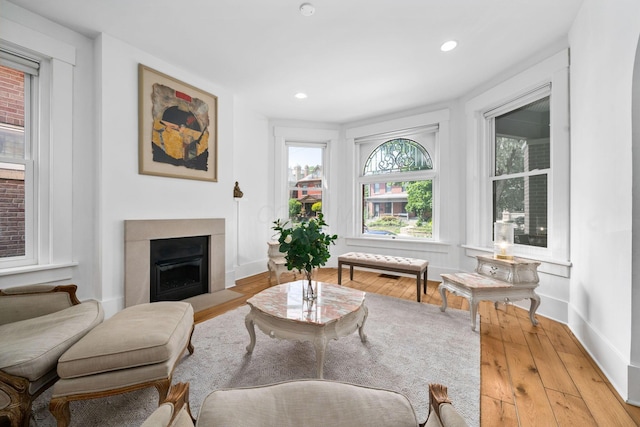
568, 305, 629, 403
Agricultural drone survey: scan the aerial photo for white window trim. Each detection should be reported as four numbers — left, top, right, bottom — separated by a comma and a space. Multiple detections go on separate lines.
464, 49, 570, 272
345, 109, 449, 246
273, 126, 339, 235
0, 18, 77, 284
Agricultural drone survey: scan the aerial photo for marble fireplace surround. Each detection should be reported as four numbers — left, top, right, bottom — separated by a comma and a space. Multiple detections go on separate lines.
124, 218, 225, 307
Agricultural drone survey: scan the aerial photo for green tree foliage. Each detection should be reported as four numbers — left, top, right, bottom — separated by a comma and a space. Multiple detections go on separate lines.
405, 181, 432, 219
289, 199, 302, 218
494, 137, 525, 213
311, 201, 322, 213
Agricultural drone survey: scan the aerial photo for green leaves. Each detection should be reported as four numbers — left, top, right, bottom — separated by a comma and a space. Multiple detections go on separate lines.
272, 213, 338, 274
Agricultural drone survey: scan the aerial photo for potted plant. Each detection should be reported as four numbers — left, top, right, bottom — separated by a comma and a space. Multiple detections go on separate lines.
272, 213, 338, 300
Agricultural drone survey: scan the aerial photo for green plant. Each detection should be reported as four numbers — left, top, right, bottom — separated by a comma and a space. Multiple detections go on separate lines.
272, 213, 338, 282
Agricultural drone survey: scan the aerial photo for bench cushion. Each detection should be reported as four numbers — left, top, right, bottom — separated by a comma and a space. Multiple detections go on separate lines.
0, 300, 103, 381
339, 252, 428, 272
197, 380, 419, 427
57, 301, 193, 379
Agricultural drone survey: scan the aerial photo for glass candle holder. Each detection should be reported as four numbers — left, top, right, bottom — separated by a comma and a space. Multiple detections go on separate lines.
494, 221, 514, 260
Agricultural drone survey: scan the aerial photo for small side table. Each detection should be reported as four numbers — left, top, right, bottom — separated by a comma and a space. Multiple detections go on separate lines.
439, 255, 541, 331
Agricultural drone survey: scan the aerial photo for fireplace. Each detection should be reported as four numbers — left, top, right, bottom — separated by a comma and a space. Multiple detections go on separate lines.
124, 218, 225, 307
150, 236, 209, 302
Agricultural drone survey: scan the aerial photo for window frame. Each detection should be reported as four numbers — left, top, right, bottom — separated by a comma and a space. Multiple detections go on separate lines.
0, 20, 77, 283
357, 136, 438, 241
464, 50, 570, 271
346, 109, 450, 245
273, 126, 339, 234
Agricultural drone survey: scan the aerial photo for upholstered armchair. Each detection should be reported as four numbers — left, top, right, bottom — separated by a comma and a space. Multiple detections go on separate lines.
141, 380, 469, 427
0, 284, 103, 427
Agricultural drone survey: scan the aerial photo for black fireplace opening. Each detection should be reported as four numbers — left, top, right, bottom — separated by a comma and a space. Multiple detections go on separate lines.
150, 235, 209, 302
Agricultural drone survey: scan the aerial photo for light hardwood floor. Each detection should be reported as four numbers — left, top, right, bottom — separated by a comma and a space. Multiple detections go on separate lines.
195, 268, 640, 427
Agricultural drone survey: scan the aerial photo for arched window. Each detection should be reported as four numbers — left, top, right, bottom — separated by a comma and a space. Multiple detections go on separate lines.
363, 138, 432, 175
357, 133, 437, 240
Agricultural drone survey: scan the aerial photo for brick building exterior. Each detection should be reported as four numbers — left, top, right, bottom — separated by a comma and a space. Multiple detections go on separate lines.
0, 65, 26, 257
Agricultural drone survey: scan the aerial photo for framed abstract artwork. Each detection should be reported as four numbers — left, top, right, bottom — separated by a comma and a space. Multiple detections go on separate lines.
138, 64, 218, 181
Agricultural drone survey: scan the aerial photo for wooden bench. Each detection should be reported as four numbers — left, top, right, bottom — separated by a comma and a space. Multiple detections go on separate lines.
337, 252, 429, 302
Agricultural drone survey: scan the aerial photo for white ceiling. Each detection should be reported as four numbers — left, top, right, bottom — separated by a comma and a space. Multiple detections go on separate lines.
6, 0, 583, 123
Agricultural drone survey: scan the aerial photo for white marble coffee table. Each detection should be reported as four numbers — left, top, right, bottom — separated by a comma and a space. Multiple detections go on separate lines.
245, 280, 368, 378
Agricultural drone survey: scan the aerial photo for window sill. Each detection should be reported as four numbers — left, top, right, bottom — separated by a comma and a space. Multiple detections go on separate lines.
0, 262, 78, 287
345, 236, 451, 253
462, 245, 571, 278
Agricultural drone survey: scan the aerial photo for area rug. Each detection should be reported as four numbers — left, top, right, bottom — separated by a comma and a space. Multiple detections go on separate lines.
30, 293, 480, 426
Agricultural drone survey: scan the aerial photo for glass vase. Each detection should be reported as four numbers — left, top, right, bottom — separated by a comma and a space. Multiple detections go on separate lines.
302, 270, 316, 301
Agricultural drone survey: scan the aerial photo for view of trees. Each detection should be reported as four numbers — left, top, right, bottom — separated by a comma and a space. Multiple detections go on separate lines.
405, 180, 432, 219
494, 136, 525, 215
289, 199, 302, 218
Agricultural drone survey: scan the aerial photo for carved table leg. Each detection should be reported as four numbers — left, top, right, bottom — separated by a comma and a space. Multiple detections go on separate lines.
469, 297, 479, 332
313, 334, 328, 379
438, 284, 449, 312
528, 294, 541, 326
244, 313, 257, 353
358, 305, 368, 343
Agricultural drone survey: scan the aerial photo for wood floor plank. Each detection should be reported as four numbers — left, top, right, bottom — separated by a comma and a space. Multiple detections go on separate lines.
536, 317, 584, 356
546, 389, 598, 426
481, 394, 519, 427
558, 351, 637, 426
523, 331, 579, 396
496, 309, 527, 346
481, 324, 514, 403
503, 341, 557, 426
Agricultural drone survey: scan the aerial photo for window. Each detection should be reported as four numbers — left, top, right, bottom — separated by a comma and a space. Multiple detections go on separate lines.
287, 144, 324, 222
489, 96, 550, 248
0, 51, 38, 265
465, 49, 570, 265
358, 133, 437, 239
0, 22, 76, 280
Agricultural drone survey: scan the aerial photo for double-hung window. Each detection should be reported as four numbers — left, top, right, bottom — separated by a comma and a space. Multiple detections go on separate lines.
465, 50, 570, 266
286, 143, 325, 222
0, 49, 38, 266
487, 93, 550, 248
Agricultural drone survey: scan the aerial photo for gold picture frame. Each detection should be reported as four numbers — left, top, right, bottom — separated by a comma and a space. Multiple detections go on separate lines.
138, 64, 218, 181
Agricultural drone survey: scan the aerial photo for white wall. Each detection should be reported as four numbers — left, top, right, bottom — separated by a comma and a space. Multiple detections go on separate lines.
569, 0, 640, 403
232, 96, 271, 278
96, 34, 258, 316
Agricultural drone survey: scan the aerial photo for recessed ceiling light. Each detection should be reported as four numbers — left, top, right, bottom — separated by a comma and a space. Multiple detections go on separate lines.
299, 3, 315, 17
440, 40, 458, 52
295, 92, 308, 99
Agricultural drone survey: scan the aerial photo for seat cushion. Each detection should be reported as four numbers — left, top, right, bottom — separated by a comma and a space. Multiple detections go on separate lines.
57, 301, 193, 379
0, 300, 103, 381
338, 252, 428, 272
197, 380, 418, 427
